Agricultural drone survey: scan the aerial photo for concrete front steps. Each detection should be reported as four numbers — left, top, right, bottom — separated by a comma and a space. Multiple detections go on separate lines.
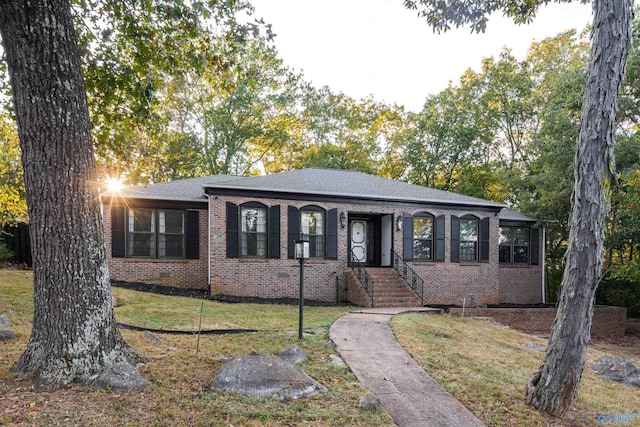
366, 268, 423, 308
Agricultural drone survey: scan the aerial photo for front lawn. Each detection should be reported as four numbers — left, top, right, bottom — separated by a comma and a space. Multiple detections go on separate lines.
0, 269, 391, 426
393, 312, 640, 426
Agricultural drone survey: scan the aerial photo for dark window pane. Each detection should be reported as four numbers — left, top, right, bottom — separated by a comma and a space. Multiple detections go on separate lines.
241, 207, 267, 258
160, 210, 184, 234
460, 241, 477, 262
513, 228, 529, 246
130, 209, 154, 232
499, 227, 511, 245
128, 209, 155, 257
513, 246, 529, 264
159, 234, 184, 258
460, 220, 478, 242
413, 217, 433, 240
413, 239, 432, 260
499, 245, 511, 263
302, 210, 325, 258
128, 233, 154, 257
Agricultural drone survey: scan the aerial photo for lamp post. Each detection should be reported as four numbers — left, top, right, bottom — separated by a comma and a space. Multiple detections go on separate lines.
294, 235, 309, 339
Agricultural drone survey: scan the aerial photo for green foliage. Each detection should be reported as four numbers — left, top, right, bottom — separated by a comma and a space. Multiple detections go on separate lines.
597, 260, 640, 317
0, 242, 13, 262
403, 0, 581, 33
0, 114, 27, 225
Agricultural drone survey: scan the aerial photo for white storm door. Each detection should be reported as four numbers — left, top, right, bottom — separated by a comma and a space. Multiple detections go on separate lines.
350, 220, 367, 263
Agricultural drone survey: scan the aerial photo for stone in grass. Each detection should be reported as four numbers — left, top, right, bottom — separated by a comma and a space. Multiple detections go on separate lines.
143, 331, 163, 344
591, 355, 640, 388
212, 355, 327, 400
329, 354, 345, 367
359, 395, 382, 410
95, 361, 149, 392
523, 342, 546, 352
0, 326, 15, 341
278, 344, 307, 364
0, 315, 15, 341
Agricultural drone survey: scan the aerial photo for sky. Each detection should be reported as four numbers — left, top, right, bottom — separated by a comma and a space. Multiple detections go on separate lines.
250, 0, 593, 112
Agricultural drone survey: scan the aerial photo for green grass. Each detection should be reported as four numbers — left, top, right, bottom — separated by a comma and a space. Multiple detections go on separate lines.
392, 312, 640, 427
3, 269, 639, 426
112, 286, 349, 332
0, 270, 391, 426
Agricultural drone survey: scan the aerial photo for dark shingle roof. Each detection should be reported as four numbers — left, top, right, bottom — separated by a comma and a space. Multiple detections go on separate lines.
498, 208, 537, 223
111, 168, 511, 210
205, 168, 506, 209
114, 175, 247, 202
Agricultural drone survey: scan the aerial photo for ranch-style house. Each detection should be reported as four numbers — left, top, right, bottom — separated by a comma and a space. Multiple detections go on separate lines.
102, 168, 545, 307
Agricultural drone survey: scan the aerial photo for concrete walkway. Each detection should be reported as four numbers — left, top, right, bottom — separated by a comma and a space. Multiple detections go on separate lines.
330, 307, 485, 427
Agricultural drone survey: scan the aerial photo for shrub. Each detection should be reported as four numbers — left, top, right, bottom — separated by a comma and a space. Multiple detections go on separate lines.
0, 242, 14, 262
597, 260, 640, 317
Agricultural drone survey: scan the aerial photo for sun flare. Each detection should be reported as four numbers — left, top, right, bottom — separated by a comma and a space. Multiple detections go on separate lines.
105, 177, 124, 193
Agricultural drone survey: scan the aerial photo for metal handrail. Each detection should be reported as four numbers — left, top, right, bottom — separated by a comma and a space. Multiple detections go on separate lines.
392, 250, 424, 305
350, 249, 374, 307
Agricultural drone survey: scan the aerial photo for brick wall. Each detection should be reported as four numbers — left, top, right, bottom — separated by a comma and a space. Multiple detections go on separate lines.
345, 269, 373, 307
499, 265, 543, 304
104, 206, 209, 290
207, 196, 537, 305
103, 194, 544, 304
448, 306, 628, 338
403, 209, 501, 306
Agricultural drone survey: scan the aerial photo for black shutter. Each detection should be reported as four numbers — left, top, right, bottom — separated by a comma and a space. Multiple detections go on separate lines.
402, 213, 413, 261
226, 202, 239, 258
326, 208, 338, 260
480, 217, 490, 263
287, 206, 300, 259
268, 205, 281, 259
435, 215, 445, 262
111, 205, 126, 258
451, 216, 460, 262
530, 228, 540, 265
185, 210, 200, 259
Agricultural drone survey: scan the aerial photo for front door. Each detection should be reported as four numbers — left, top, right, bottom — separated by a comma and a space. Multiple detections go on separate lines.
350, 220, 367, 263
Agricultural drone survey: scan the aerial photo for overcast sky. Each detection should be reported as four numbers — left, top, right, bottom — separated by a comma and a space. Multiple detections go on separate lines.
250, 0, 593, 112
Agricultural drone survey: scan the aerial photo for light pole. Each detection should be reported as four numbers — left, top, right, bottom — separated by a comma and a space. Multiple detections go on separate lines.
294, 235, 309, 340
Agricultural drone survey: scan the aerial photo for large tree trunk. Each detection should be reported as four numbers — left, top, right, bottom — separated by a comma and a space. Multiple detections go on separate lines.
525, 0, 633, 417
0, 0, 137, 387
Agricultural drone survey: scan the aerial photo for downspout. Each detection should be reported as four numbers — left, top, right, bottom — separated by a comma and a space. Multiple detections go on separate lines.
204, 192, 211, 297
541, 225, 546, 304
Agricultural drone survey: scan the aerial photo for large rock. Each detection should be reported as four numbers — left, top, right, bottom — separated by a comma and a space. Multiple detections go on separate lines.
0, 314, 10, 326
0, 326, 15, 341
0, 315, 15, 341
278, 345, 307, 364
94, 362, 149, 392
212, 355, 327, 400
591, 355, 640, 388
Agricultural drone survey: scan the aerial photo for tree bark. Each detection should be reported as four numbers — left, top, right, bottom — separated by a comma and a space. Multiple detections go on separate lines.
525, 0, 633, 417
0, 0, 137, 387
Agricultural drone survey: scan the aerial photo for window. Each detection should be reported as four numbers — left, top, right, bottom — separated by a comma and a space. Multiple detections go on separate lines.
301, 208, 325, 258
413, 214, 433, 261
459, 217, 478, 262
241, 206, 267, 257
159, 210, 185, 257
499, 227, 530, 264
127, 208, 184, 258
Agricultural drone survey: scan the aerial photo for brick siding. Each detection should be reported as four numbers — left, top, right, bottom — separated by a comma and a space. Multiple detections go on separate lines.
104, 195, 544, 304
499, 265, 543, 304
104, 205, 209, 290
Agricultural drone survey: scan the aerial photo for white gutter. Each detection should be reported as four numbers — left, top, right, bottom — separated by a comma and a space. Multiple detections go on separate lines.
204, 192, 211, 295
541, 226, 546, 304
